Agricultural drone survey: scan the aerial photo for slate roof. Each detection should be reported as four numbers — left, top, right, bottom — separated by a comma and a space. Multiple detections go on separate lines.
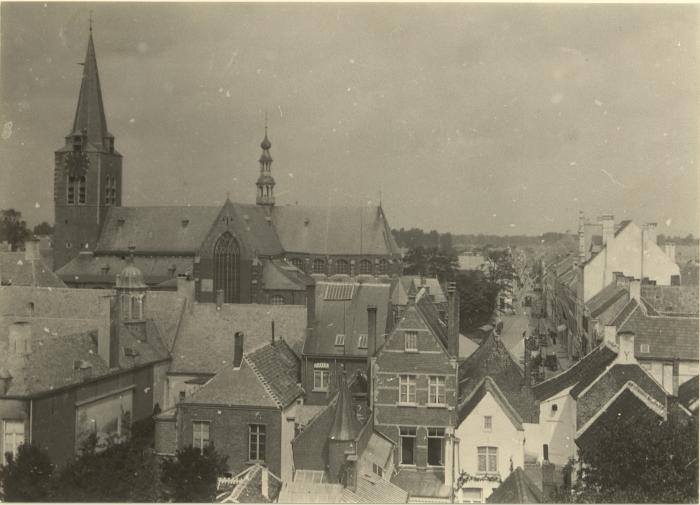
487, 467, 543, 504
459, 333, 538, 422
615, 299, 699, 361
57, 252, 193, 286
531, 343, 618, 401
0, 252, 66, 288
262, 260, 310, 292
303, 282, 392, 357
271, 205, 400, 256
246, 340, 303, 408
457, 377, 524, 429
609, 298, 639, 328
170, 303, 307, 374
95, 206, 221, 254
394, 276, 447, 305
415, 289, 449, 349
678, 376, 698, 411
342, 473, 408, 503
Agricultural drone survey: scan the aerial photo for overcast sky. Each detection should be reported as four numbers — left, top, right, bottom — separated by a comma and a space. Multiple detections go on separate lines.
1, 2, 698, 236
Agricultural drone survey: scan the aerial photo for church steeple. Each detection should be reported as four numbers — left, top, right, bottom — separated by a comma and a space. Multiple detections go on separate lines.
68, 20, 114, 153
256, 119, 276, 207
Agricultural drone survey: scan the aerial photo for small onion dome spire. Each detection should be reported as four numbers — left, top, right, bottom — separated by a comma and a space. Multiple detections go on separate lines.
261, 128, 272, 150
116, 246, 146, 289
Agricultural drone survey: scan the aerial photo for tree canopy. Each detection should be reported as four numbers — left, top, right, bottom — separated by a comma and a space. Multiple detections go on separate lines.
0, 208, 31, 251
33, 221, 54, 236
402, 246, 459, 283
0, 443, 54, 502
161, 445, 229, 502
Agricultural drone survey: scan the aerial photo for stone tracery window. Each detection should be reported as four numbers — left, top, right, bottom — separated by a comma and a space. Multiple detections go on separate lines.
213, 232, 240, 303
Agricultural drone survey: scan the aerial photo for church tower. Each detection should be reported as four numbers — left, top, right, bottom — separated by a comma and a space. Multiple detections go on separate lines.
255, 124, 276, 207
53, 22, 122, 271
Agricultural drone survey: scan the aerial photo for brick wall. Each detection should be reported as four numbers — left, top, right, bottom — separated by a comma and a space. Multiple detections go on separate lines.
302, 357, 367, 405
178, 404, 282, 477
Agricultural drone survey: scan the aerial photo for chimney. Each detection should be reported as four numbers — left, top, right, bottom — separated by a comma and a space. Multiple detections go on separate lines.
367, 305, 377, 358
664, 243, 676, 263
261, 466, 269, 500
24, 238, 40, 262
614, 272, 630, 288
216, 289, 224, 310
629, 279, 641, 302
617, 331, 636, 364
598, 215, 615, 246
176, 274, 195, 304
447, 282, 459, 358
98, 294, 120, 368
603, 325, 617, 346
8, 321, 32, 357
578, 210, 586, 263
233, 332, 244, 368
306, 281, 316, 333
644, 222, 657, 246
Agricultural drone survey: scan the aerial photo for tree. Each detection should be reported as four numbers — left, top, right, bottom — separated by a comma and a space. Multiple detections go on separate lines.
33, 221, 54, 236
161, 445, 229, 502
568, 411, 698, 503
0, 444, 54, 502
439, 232, 454, 254
403, 247, 459, 283
0, 208, 31, 251
455, 270, 498, 332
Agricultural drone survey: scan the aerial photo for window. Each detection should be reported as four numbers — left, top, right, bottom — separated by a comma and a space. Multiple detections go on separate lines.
290, 258, 304, 271
249, 424, 266, 461
179, 391, 186, 402
67, 175, 76, 204
213, 232, 240, 303
427, 427, 445, 466
477, 447, 498, 473
428, 376, 446, 405
65, 242, 72, 249
193, 421, 210, 454
372, 463, 384, 478
335, 259, 349, 275
312, 258, 326, 274
270, 295, 285, 305
335, 334, 345, 346
484, 416, 492, 431
404, 332, 417, 352
399, 375, 416, 404
3, 421, 25, 458
76, 390, 133, 452
105, 176, 117, 205
462, 488, 483, 503
377, 259, 388, 275
399, 427, 416, 465
550, 404, 558, 417
357, 334, 368, 349
359, 259, 372, 275
122, 294, 143, 321
640, 343, 650, 353
78, 176, 86, 204
313, 369, 329, 391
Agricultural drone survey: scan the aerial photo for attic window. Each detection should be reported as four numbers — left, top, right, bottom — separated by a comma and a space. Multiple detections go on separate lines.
358, 334, 368, 349
181, 219, 189, 228
335, 334, 345, 346
551, 404, 558, 415
640, 344, 650, 353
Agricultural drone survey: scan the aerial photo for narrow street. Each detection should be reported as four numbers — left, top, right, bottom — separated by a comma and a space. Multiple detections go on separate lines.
497, 280, 538, 369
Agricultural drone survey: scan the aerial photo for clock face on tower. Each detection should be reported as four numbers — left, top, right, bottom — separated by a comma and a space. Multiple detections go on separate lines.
63, 151, 90, 177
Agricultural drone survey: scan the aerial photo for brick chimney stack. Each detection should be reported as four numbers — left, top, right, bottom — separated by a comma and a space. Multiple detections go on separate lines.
306, 281, 316, 336
447, 282, 459, 358
598, 215, 615, 246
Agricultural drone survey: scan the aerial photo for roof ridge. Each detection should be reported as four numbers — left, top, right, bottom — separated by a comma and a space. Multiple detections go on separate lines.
243, 353, 282, 408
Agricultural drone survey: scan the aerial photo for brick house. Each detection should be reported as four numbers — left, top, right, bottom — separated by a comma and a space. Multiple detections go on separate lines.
0, 263, 181, 466
372, 284, 460, 501
160, 339, 303, 482
301, 280, 393, 406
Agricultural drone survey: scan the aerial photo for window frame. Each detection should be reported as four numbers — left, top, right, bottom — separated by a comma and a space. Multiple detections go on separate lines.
270, 295, 285, 305
357, 334, 368, 349
2, 420, 25, 459
192, 420, 211, 454
640, 343, 650, 353
358, 259, 372, 275
398, 374, 417, 405
335, 259, 350, 275
313, 369, 329, 392
404, 331, 418, 352
312, 258, 326, 274
428, 376, 446, 406
399, 426, 416, 466
484, 415, 492, 431
477, 446, 498, 474
248, 424, 266, 462
334, 334, 345, 346
427, 427, 445, 467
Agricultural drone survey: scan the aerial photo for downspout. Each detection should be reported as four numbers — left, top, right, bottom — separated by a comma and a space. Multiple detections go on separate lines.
29, 399, 33, 443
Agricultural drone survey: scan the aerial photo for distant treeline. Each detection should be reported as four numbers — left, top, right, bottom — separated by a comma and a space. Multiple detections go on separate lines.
392, 227, 573, 251
657, 234, 697, 246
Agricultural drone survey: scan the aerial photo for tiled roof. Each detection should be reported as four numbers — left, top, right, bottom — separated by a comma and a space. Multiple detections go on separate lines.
487, 467, 543, 504
457, 376, 524, 429
587, 282, 628, 319
342, 474, 408, 503
458, 334, 538, 422
170, 303, 306, 374
616, 303, 699, 361
216, 464, 282, 503
262, 260, 310, 292
609, 299, 639, 328
303, 282, 392, 357
186, 340, 302, 409
415, 291, 449, 349
678, 376, 698, 410
96, 206, 221, 254
640, 285, 699, 316
531, 343, 618, 401
57, 253, 193, 286
278, 480, 345, 503
394, 276, 447, 305
246, 340, 303, 408
271, 205, 400, 256
0, 252, 66, 288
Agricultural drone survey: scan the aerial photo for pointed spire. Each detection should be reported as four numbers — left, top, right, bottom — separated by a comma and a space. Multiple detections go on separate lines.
256, 118, 276, 207
70, 19, 112, 151
329, 371, 361, 441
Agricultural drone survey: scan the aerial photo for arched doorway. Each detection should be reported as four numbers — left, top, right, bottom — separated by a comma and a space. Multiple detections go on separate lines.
213, 232, 240, 303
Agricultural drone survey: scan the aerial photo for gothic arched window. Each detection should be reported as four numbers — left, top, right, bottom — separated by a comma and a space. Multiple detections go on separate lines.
335, 259, 350, 275
312, 258, 326, 274
213, 232, 240, 303
359, 259, 372, 275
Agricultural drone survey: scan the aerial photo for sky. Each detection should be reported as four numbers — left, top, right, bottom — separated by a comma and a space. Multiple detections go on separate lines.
1, 2, 698, 236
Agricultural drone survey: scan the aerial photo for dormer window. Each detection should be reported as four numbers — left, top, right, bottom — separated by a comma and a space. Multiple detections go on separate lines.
335, 334, 345, 346
404, 332, 417, 352
121, 293, 144, 321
